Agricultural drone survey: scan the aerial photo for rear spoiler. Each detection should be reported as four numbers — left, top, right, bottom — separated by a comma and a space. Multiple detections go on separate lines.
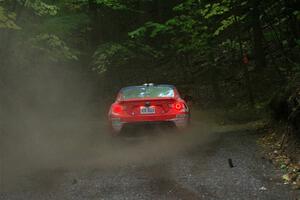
118, 97, 177, 103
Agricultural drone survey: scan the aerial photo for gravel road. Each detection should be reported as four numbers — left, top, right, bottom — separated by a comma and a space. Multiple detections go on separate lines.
1, 118, 299, 200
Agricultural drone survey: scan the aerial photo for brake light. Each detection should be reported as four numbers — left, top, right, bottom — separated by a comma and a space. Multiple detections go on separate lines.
112, 104, 123, 114
174, 102, 183, 110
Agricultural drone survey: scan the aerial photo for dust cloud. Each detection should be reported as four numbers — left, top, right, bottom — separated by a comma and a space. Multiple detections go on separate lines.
0, 62, 218, 192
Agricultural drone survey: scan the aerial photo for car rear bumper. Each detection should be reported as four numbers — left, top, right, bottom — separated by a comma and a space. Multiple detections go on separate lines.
109, 114, 189, 133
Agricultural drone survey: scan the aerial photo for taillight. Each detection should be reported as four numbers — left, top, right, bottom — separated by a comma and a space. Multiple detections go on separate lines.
112, 104, 123, 114
175, 102, 182, 110
169, 102, 185, 110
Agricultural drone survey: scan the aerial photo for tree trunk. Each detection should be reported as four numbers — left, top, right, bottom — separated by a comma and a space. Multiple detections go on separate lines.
88, 0, 100, 49
208, 48, 222, 104
284, 0, 300, 42
156, 0, 163, 22
251, 0, 266, 71
235, 16, 255, 106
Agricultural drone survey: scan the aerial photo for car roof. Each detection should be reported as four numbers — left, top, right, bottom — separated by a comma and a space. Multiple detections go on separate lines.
120, 84, 175, 92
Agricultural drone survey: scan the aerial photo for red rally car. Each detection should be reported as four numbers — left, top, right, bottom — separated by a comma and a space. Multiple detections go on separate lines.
108, 84, 190, 134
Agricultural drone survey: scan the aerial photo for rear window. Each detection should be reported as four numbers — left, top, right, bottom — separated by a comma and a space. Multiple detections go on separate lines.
121, 86, 174, 99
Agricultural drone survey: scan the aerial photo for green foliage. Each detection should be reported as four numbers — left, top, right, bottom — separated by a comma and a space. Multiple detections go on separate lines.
92, 41, 162, 74
293, 11, 300, 20
128, 26, 146, 39
1, 0, 300, 107
58, 0, 130, 11
29, 34, 78, 61
129, 0, 238, 53
127, 41, 163, 58
92, 43, 134, 74
214, 14, 246, 36
200, 2, 230, 19
0, 6, 20, 30
214, 15, 234, 36
173, 0, 199, 12
40, 13, 90, 37
24, 0, 59, 16
129, 21, 169, 39
95, 0, 127, 10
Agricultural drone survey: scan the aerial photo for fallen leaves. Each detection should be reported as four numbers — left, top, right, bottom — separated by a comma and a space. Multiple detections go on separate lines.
282, 165, 300, 189
258, 125, 300, 190
292, 177, 300, 190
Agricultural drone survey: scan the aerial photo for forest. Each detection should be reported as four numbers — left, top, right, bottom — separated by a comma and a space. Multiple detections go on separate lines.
1, 0, 299, 107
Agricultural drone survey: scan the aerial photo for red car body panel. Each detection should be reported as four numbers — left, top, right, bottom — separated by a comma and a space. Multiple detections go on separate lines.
108, 85, 190, 134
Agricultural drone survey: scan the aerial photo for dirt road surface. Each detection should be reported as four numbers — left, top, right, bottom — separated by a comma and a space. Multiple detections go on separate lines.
1, 115, 299, 200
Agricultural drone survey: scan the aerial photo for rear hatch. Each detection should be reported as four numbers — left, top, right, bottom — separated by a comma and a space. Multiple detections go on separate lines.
120, 98, 176, 116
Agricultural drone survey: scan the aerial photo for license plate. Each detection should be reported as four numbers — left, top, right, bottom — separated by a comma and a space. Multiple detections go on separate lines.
140, 107, 155, 114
